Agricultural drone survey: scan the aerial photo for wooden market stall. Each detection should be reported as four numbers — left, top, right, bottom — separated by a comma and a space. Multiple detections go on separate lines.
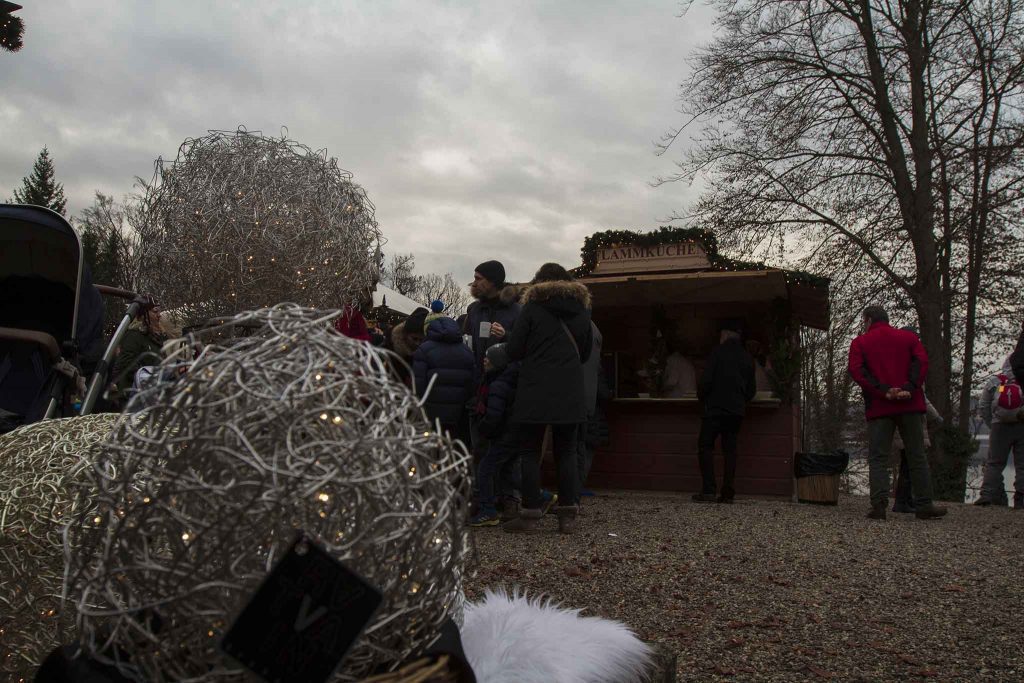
577, 228, 829, 499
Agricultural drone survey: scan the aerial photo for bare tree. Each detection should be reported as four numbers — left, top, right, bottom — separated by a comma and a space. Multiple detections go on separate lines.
75, 192, 143, 333
661, 0, 1024, 497
380, 253, 419, 297
416, 272, 472, 317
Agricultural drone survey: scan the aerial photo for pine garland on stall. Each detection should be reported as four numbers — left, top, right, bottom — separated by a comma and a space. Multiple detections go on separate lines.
574, 226, 829, 288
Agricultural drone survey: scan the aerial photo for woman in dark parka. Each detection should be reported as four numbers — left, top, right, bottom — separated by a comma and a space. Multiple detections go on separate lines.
503, 263, 592, 534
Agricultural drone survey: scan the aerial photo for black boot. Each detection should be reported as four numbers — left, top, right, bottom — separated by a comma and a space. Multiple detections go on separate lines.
915, 504, 948, 520
892, 499, 916, 514
866, 502, 887, 520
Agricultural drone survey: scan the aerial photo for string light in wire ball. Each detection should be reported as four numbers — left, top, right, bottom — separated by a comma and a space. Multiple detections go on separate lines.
64, 305, 473, 682
134, 127, 383, 325
0, 414, 124, 681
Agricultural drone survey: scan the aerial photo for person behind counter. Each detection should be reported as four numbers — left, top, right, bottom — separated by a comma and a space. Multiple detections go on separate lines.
693, 320, 756, 504
662, 339, 697, 398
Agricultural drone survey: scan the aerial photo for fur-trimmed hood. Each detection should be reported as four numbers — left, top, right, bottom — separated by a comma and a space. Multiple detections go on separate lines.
390, 322, 419, 358
521, 280, 592, 310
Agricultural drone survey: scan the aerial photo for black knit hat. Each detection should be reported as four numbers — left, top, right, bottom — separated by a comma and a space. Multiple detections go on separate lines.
405, 307, 429, 334
475, 260, 506, 287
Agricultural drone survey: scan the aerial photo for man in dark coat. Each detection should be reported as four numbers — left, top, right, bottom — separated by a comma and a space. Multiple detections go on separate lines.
413, 316, 475, 435
503, 263, 592, 534
464, 260, 522, 465
465, 260, 522, 381
848, 305, 947, 520
694, 320, 756, 504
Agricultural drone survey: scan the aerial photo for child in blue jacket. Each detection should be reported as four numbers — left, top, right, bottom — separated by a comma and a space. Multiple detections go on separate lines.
413, 308, 475, 436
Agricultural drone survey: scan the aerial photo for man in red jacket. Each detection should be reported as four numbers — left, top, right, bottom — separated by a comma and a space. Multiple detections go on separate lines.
848, 306, 947, 520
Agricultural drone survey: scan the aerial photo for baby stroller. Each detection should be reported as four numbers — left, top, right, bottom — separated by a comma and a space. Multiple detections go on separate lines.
0, 203, 150, 433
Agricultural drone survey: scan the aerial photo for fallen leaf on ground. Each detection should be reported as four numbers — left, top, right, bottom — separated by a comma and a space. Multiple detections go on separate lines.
807, 664, 834, 679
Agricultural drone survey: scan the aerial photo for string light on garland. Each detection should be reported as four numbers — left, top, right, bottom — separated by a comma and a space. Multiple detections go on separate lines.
64, 304, 472, 682
134, 127, 383, 327
0, 3, 24, 53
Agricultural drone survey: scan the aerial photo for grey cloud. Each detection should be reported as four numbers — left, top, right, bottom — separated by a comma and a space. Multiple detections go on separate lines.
2, 0, 710, 281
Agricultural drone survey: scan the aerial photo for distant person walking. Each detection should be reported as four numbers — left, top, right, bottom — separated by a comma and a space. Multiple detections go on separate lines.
502, 263, 592, 534
975, 353, 1024, 509
848, 306, 946, 520
693, 320, 756, 504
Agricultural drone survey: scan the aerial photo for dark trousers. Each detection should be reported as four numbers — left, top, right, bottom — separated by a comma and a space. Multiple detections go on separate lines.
866, 414, 934, 508
894, 450, 913, 507
576, 414, 595, 501
469, 416, 490, 467
517, 423, 579, 509
698, 416, 743, 497
476, 434, 523, 511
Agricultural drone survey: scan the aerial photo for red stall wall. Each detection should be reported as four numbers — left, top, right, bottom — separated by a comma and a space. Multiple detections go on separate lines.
584, 401, 799, 498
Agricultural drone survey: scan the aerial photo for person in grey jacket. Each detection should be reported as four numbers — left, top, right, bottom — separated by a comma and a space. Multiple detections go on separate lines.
975, 355, 1024, 509
577, 321, 603, 502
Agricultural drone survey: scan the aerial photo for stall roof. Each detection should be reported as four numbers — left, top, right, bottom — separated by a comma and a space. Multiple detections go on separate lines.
372, 284, 421, 315
580, 270, 829, 330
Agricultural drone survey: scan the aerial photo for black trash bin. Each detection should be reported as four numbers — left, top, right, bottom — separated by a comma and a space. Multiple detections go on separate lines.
794, 450, 849, 505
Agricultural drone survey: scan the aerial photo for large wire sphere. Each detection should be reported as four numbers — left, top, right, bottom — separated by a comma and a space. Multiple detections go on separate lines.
135, 127, 383, 324
64, 305, 472, 682
0, 414, 123, 680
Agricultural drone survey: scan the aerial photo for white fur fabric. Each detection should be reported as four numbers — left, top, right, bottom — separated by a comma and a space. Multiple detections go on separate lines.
460, 589, 653, 683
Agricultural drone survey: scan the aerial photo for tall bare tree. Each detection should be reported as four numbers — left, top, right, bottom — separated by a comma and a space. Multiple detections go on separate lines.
417, 272, 472, 317
380, 253, 420, 297
661, 0, 1024, 496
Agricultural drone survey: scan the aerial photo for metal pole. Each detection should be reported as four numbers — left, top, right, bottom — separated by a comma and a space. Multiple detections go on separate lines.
80, 300, 145, 415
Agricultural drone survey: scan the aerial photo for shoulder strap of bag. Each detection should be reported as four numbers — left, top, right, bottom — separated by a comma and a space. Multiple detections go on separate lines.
560, 320, 581, 360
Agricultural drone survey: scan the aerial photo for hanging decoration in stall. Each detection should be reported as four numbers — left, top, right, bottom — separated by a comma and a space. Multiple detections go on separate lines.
644, 304, 671, 397
575, 227, 828, 288
766, 298, 801, 401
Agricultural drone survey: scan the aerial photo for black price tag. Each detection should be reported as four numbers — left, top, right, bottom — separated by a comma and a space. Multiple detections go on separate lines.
220, 532, 383, 683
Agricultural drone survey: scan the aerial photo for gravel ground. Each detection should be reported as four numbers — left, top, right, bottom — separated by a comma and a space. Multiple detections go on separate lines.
463, 491, 1023, 682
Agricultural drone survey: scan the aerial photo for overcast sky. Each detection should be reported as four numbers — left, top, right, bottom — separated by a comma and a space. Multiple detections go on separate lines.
1, 1, 716, 283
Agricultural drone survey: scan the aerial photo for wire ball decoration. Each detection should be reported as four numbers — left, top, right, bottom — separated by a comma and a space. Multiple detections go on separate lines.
0, 414, 124, 680
64, 304, 473, 682
135, 127, 383, 325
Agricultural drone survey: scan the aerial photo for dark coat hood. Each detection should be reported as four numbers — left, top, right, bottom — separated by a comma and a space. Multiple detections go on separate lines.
426, 317, 463, 343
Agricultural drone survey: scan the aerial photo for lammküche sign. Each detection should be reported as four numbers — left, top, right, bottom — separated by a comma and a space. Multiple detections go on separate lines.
593, 241, 710, 275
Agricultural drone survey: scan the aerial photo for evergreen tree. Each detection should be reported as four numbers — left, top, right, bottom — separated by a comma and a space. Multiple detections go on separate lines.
11, 147, 68, 215
0, 10, 24, 53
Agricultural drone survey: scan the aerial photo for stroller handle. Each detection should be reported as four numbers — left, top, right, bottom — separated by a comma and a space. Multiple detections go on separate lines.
95, 284, 139, 300
79, 296, 153, 415
0, 326, 61, 362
